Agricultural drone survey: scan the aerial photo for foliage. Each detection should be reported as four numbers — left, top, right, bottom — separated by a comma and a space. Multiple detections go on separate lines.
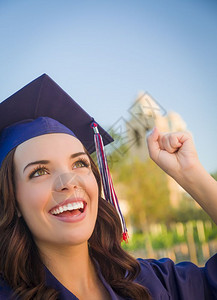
205, 223, 217, 241
211, 171, 217, 181
108, 151, 172, 230
122, 220, 217, 252
172, 195, 211, 223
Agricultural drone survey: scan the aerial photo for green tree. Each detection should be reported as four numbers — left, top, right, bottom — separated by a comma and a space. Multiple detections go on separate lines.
211, 171, 217, 181
173, 194, 212, 223
109, 152, 172, 232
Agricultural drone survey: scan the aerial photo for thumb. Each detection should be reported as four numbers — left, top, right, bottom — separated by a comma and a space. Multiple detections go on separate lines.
147, 127, 160, 161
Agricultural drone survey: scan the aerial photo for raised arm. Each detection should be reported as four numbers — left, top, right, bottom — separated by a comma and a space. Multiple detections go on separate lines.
147, 127, 217, 224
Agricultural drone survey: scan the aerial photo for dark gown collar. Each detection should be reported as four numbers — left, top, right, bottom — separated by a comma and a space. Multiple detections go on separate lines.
45, 260, 126, 300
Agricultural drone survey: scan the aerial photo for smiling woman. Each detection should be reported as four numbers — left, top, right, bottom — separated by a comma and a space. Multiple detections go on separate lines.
0, 75, 217, 300
0, 74, 150, 300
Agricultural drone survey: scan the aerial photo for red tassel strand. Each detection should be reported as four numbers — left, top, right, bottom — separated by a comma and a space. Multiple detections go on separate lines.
91, 122, 128, 243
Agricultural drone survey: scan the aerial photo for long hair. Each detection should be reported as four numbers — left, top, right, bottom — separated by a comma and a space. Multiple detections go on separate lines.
0, 148, 151, 300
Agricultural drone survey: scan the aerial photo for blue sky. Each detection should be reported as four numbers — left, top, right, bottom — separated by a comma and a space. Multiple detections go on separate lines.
1, 0, 217, 173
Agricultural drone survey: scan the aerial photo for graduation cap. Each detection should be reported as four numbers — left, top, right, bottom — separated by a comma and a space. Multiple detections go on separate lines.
0, 74, 128, 242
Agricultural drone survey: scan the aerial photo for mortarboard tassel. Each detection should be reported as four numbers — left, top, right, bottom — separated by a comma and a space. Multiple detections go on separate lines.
91, 122, 129, 243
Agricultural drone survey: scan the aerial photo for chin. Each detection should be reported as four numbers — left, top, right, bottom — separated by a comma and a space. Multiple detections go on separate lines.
61, 229, 94, 246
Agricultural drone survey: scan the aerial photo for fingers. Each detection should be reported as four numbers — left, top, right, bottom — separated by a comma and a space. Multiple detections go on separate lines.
158, 133, 183, 153
147, 128, 191, 158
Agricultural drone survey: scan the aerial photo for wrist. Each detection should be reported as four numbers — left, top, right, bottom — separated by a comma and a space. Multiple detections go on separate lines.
173, 161, 206, 189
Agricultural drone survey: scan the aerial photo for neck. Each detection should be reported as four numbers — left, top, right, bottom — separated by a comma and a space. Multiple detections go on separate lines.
38, 241, 98, 296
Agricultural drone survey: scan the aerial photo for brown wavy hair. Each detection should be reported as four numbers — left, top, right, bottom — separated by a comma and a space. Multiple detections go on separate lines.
0, 147, 151, 300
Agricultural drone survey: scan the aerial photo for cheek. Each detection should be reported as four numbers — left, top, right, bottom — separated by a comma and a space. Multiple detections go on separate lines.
88, 174, 99, 200
16, 183, 52, 240
90, 178, 99, 221
82, 172, 99, 217
16, 181, 50, 215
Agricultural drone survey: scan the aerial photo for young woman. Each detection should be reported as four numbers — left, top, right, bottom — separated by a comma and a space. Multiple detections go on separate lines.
0, 74, 217, 300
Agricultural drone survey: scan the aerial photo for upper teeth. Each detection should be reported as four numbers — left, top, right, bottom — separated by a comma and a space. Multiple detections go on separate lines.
51, 201, 84, 215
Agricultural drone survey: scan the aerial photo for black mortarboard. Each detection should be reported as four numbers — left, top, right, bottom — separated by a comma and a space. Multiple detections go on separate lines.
0, 73, 113, 165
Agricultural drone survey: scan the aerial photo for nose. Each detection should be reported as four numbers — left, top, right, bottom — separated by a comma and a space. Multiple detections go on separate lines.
53, 172, 82, 192
51, 172, 86, 204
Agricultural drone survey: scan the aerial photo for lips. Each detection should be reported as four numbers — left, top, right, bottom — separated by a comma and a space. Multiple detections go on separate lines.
49, 199, 87, 222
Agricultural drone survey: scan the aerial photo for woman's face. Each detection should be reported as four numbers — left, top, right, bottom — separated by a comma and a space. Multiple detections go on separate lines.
14, 133, 99, 248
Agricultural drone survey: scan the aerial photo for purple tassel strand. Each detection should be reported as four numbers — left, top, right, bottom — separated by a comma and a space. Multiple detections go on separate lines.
91, 122, 128, 242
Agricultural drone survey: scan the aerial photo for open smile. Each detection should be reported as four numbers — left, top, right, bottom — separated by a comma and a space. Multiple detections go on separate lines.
49, 199, 87, 223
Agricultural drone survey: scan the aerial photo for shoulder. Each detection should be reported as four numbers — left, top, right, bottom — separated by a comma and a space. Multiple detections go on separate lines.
0, 276, 14, 300
135, 254, 217, 300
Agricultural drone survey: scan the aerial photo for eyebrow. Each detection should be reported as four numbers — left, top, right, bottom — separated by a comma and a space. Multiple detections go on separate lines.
23, 151, 87, 173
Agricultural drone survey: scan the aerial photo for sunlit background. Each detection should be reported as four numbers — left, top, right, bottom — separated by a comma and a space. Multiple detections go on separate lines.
1, 0, 217, 173
1, 0, 217, 263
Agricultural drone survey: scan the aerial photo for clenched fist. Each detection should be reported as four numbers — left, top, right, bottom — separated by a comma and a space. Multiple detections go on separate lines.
147, 127, 199, 180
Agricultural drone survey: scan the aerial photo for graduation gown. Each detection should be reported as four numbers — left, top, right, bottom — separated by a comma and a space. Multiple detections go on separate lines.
0, 254, 217, 299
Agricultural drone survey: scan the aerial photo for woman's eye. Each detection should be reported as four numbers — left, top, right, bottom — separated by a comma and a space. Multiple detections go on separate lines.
73, 160, 89, 169
30, 167, 49, 178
